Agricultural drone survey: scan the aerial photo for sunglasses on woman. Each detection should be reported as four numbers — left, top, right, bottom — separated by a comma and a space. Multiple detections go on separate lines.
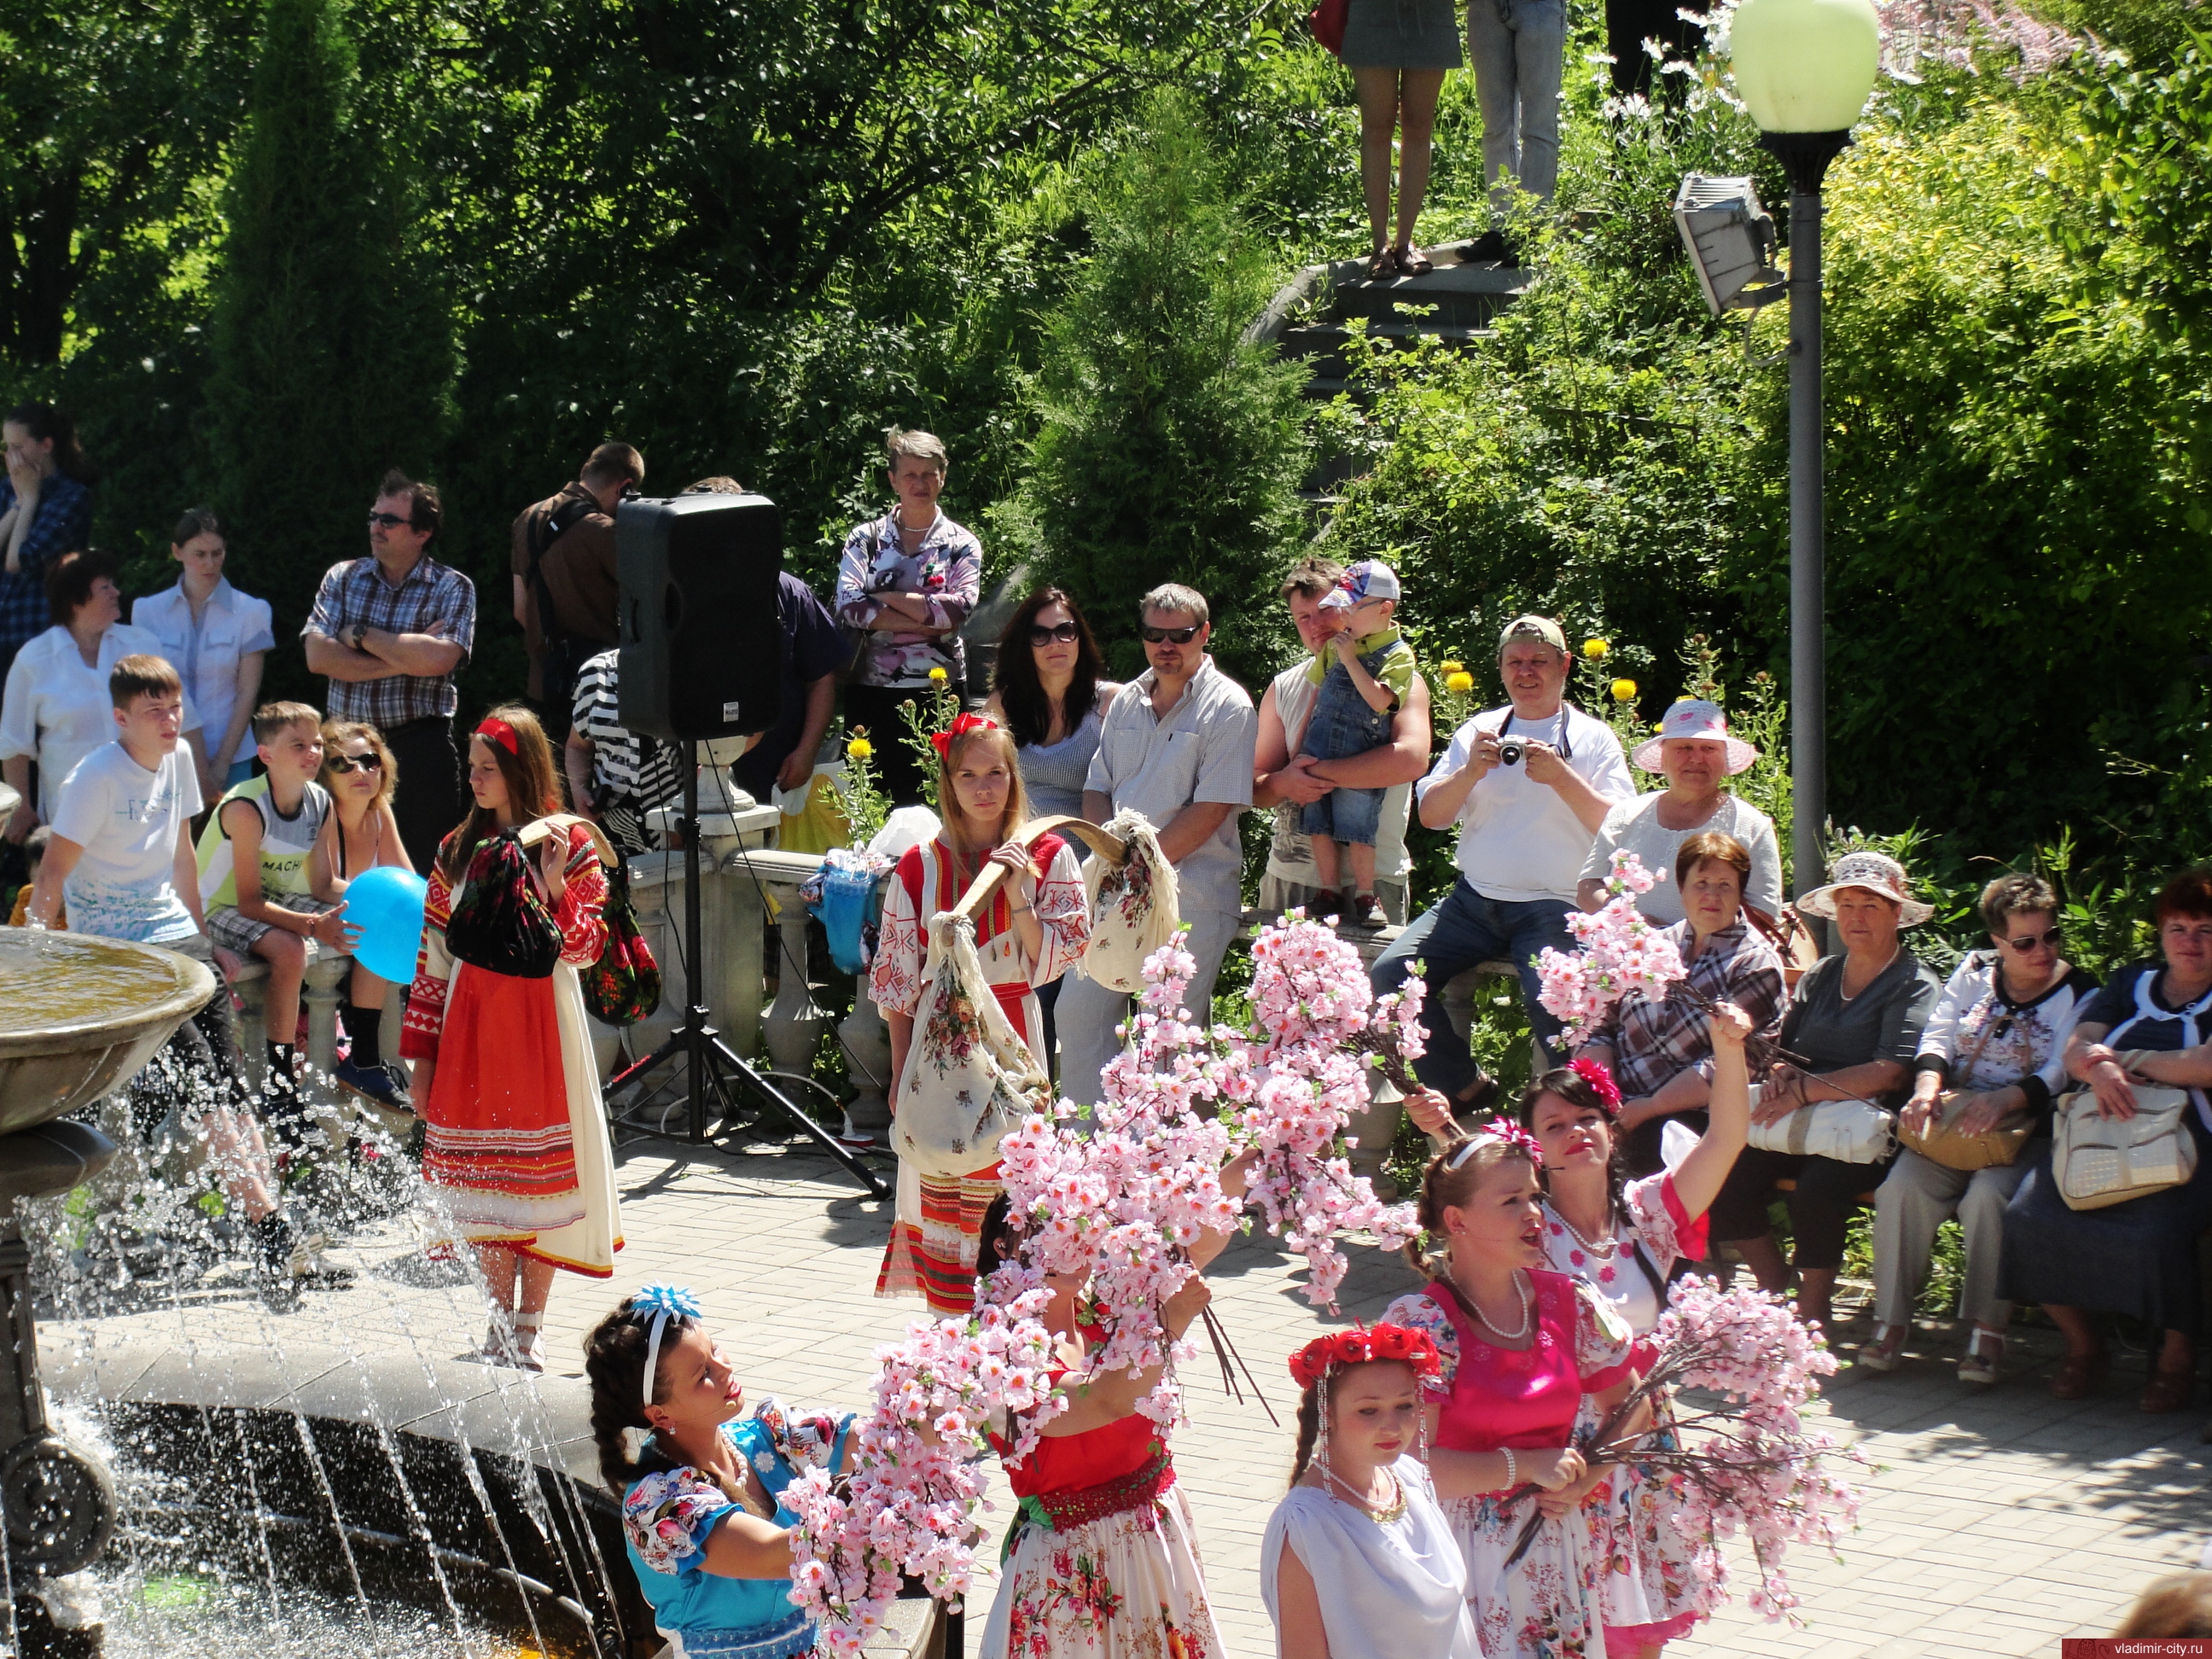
2004, 926, 2059, 952
1139, 624, 1200, 645
1028, 621, 1080, 647
328, 754, 383, 774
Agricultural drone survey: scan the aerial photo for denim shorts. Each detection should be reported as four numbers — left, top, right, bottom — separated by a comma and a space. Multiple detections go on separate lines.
1295, 644, 1405, 846
1301, 783, 1385, 846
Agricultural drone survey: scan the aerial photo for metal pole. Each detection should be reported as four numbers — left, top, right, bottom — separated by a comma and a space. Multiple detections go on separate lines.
1788, 178, 1825, 905
1761, 127, 1848, 910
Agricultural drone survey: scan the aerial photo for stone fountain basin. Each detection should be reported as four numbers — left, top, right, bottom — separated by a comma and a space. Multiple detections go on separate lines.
0, 928, 214, 1138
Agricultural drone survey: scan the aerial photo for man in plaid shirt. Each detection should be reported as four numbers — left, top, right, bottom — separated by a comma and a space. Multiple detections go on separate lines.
303, 469, 476, 871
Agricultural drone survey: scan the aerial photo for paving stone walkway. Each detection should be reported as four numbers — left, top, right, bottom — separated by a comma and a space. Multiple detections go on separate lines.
44, 1129, 2212, 1657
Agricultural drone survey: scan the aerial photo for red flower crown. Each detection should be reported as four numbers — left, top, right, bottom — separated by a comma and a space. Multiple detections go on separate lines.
1569, 1057, 1622, 1113
1288, 1323, 1442, 1389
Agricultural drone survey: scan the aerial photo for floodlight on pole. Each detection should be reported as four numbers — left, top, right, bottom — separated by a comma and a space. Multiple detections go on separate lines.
1708, 0, 1881, 911
1673, 176, 1784, 317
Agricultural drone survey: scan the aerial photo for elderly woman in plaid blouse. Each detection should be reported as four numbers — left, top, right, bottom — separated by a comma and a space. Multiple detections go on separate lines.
1575, 831, 1786, 1178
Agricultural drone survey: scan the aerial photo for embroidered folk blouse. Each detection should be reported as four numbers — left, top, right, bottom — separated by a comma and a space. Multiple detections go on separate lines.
399, 821, 609, 1061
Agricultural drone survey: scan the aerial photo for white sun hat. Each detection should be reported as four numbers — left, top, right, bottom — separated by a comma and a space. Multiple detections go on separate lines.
1796, 850, 1935, 928
1630, 698, 1761, 776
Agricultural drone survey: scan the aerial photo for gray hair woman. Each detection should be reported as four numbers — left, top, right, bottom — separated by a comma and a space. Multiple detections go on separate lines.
1703, 851, 1941, 1333
1863, 874, 2097, 1385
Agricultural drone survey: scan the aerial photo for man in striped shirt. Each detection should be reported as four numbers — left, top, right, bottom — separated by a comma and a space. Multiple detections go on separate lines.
565, 648, 684, 856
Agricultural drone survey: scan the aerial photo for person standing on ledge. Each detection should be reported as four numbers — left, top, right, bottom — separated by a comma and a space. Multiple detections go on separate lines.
303, 470, 476, 875
834, 428, 981, 806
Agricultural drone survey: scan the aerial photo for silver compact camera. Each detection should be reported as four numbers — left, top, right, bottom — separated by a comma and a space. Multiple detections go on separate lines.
1496, 737, 1526, 766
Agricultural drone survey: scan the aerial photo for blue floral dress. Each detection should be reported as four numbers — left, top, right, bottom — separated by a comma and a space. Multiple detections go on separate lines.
622, 1399, 854, 1659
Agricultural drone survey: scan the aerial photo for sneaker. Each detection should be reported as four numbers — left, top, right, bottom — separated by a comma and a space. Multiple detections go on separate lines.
1348, 893, 1388, 928
286, 1233, 356, 1287
335, 1056, 413, 1112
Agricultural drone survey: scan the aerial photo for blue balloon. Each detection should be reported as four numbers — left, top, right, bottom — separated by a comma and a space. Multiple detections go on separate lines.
344, 865, 429, 983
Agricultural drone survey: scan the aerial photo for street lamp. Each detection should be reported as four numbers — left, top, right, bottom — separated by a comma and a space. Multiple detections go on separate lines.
1691, 0, 1880, 905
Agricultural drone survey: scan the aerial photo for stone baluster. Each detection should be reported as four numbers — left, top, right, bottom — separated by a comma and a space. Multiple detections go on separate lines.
838, 953, 895, 1147
760, 879, 829, 1076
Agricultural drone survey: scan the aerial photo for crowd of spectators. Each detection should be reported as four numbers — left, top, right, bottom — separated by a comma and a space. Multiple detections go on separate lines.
7, 398, 2209, 1419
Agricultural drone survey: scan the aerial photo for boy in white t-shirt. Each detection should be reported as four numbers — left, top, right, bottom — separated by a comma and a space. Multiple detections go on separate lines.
30, 655, 346, 1286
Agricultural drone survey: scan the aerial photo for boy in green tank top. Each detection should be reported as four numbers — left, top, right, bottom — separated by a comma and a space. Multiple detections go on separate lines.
196, 702, 350, 1138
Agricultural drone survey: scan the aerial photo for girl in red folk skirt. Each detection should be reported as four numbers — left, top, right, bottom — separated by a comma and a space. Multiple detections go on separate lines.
870, 713, 1089, 1314
403, 707, 624, 1368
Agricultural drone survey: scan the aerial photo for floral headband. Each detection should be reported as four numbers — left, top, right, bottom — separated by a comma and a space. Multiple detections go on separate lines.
1447, 1118, 1545, 1171
1289, 1323, 1442, 1388
475, 714, 521, 757
931, 711, 998, 759
632, 1284, 701, 1406
1569, 1057, 1622, 1113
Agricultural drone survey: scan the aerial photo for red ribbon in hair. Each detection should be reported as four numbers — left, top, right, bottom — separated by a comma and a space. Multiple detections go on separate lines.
475, 715, 521, 756
930, 711, 998, 759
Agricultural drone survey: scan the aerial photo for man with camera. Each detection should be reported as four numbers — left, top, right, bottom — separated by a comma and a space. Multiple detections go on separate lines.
1371, 614, 1632, 1103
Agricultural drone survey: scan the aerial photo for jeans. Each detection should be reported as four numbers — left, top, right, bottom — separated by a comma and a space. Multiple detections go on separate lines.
1056, 907, 1241, 1108
1466, 0, 1565, 212
1369, 877, 1574, 1097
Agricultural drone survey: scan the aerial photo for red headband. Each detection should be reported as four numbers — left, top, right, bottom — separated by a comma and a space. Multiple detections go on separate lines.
1289, 1324, 1442, 1389
1569, 1057, 1622, 1113
930, 711, 998, 759
475, 716, 521, 757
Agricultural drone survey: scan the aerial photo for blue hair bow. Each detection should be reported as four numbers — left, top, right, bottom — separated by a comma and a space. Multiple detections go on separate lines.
632, 1284, 702, 1320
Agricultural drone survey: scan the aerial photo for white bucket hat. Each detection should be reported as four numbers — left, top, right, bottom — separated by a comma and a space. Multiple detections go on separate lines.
1630, 699, 1761, 776
1796, 851, 1934, 928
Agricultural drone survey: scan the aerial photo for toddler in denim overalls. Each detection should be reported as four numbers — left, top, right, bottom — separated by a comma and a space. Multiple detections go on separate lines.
1296, 559, 1416, 927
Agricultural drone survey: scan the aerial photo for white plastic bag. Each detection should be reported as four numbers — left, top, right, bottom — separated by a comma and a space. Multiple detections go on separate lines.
868, 805, 943, 866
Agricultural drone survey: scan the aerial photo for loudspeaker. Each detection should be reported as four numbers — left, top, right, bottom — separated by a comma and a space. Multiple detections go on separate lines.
617, 493, 786, 742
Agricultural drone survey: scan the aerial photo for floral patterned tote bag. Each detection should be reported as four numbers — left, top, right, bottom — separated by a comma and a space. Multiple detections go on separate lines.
890, 911, 1052, 1178
1076, 808, 1181, 993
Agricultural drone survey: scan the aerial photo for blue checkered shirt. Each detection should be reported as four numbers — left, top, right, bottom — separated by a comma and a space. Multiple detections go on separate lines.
0, 473, 94, 651
304, 554, 477, 725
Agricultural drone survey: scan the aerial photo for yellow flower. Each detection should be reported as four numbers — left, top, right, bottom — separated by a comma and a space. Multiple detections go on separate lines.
1610, 678, 1638, 703
928, 666, 949, 684
1445, 671, 1475, 695
1439, 659, 1464, 675
847, 737, 874, 761
1582, 638, 1610, 660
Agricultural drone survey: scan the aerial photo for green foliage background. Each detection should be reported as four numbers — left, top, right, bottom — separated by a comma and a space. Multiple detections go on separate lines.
3, 0, 2209, 943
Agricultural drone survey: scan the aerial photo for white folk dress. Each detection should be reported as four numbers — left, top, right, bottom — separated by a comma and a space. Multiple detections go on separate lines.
1544, 1170, 1719, 1646
869, 831, 1088, 1313
1261, 1457, 1480, 1659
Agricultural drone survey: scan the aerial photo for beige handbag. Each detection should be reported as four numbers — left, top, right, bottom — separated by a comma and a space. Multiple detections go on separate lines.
1895, 1018, 2032, 1173
888, 816, 1126, 1177
2051, 1049, 2199, 1211
1899, 1095, 2033, 1172
1743, 1083, 1896, 1162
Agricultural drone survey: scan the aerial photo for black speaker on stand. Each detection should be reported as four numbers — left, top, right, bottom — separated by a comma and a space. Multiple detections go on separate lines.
606, 492, 888, 1199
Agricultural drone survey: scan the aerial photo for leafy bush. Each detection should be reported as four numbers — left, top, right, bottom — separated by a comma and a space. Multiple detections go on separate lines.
996, 89, 1313, 686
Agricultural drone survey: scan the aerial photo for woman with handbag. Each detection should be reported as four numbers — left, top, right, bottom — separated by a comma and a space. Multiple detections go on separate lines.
2000, 866, 2212, 1413
402, 706, 623, 1369
1705, 851, 1941, 1333
1576, 831, 1787, 1176
1863, 874, 2096, 1385
870, 713, 1088, 1314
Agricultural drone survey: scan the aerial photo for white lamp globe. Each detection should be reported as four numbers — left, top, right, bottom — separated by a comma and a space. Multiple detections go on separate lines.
1731, 0, 1882, 134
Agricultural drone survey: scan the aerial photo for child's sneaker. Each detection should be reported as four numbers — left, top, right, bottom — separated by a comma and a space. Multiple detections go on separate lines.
335, 1056, 413, 1113
1348, 892, 1388, 928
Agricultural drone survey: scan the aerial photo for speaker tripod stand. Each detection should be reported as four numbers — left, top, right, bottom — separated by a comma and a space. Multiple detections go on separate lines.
605, 742, 889, 1199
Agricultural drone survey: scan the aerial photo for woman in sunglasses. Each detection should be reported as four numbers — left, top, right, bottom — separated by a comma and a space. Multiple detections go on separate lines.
309, 719, 415, 1109
1865, 873, 2095, 1385
986, 589, 1118, 1074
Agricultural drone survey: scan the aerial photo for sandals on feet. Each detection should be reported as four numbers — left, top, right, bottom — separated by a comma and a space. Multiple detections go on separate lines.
2139, 1361, 2194, 1414
510, 1317, 547, 1374
2049, 1347, 2108, 1400
1958, 1327, 2004, 1386
1394, 245, 1434, 276
1857, 1321, 1907, 1373
1366, 247, 1397, 283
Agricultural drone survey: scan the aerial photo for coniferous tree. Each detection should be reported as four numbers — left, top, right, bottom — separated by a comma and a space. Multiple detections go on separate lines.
1001, 90, 1310, 685
202, 0, 452, 692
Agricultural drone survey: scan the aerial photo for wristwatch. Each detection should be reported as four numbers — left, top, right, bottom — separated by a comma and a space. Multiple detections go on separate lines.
348, 621, 368, 650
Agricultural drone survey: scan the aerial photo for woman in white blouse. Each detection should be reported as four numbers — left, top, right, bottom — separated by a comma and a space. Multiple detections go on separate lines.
1864, 872, 2097, 1384
131, 507, 274, 800
1, 550, 201, 843
1575, 699, 1781, 927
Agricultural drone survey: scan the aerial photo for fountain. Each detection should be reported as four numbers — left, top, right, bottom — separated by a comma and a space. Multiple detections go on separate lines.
0, 927, 213, 1655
